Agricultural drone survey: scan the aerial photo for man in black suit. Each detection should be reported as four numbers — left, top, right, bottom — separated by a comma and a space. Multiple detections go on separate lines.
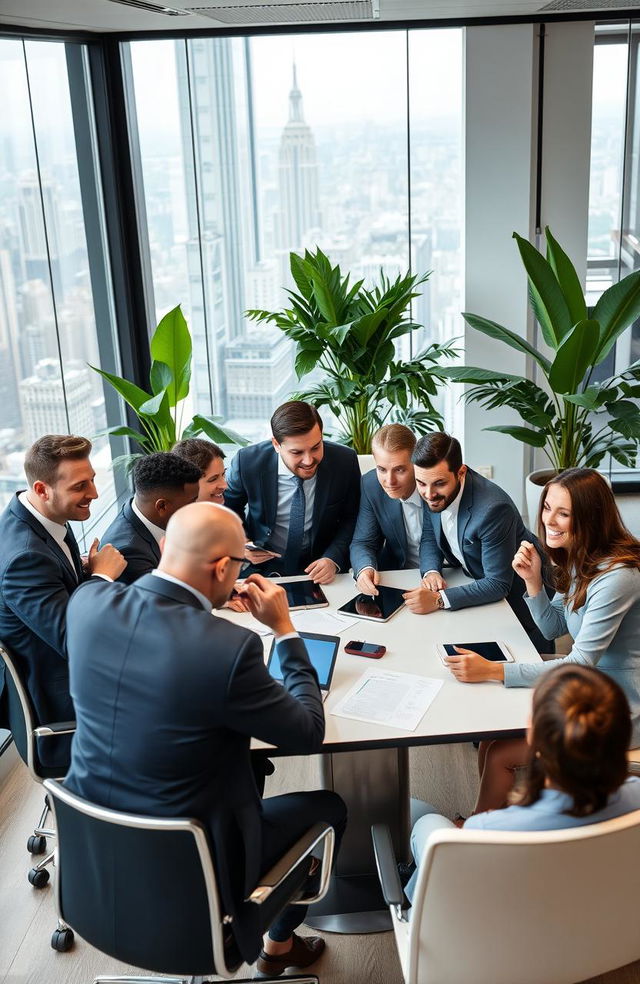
64, 502, 346, 973
0, 435, 125, 766
224, 400, 361, 583
101, 452, 201, 584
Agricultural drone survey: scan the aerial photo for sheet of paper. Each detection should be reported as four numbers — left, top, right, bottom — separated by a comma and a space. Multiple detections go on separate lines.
291, 610, 358, 635
330, 670, 443, 732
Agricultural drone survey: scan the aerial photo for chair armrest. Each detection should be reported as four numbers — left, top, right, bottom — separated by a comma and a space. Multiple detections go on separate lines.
371, 823, 404, 907
34, 721, 76, 737
247, 821, 334, 906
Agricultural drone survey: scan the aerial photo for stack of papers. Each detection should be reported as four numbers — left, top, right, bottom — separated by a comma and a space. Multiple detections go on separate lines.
290, 610, 358, 635
331, 670, 443, 732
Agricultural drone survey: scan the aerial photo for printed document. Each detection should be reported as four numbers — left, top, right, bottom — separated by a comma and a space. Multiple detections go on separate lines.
330, 670, 443, 731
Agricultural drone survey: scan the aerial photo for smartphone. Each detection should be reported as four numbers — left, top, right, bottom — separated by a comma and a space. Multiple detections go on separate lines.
246, 542, 282, 558
344, 640, 386, 658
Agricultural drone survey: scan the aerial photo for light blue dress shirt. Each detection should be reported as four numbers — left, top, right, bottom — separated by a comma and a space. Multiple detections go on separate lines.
268, 452, 316, 556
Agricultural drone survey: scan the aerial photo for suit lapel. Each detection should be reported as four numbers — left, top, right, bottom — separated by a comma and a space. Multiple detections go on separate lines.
11, 495, 78, 587
125, 500, 161, 563
261, 452, 279, 531
456, 473, 474, 570
312, 458, 331, 536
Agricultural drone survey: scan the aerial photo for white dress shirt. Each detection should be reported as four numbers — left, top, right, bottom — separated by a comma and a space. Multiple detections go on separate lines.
399, 487, 423, 570
131, 498, 165, 545
268, 451, 316, 556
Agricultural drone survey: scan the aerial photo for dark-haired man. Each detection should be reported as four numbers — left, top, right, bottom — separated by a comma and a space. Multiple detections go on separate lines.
404, 432, 551, 652
224, 401, 361, 584
101, 452, 201, 584
0, 435, 126, 766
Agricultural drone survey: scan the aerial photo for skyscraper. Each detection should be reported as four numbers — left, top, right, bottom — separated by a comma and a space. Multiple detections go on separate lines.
276, 64, 321, 276
19, 359, 93, 445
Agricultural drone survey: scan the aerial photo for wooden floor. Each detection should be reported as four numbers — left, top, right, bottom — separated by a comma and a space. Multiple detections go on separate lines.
2, 744, 640, 984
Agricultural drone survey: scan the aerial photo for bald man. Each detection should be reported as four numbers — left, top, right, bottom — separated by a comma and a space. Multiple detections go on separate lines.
63, 503, 346, 974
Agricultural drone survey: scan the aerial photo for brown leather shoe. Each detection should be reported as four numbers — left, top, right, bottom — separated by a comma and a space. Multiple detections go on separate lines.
254, 932, 325, 978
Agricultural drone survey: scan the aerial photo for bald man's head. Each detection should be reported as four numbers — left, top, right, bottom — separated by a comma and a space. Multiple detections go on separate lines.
159, 502, 245, 605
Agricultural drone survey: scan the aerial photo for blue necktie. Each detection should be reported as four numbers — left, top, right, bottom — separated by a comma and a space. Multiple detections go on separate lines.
284, 476, 306, 575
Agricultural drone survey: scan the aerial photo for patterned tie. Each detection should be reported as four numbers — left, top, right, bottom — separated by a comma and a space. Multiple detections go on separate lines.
283, 476, 306, 575
64, 527, 84, 582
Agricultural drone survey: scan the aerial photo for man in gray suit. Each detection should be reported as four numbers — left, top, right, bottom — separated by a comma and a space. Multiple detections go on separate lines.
404, 432, 551, 652
350, 424, 432, 595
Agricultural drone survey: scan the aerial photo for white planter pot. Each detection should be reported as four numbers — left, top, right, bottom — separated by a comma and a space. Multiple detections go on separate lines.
357, 454, 376, 476
525, 469, 557, 528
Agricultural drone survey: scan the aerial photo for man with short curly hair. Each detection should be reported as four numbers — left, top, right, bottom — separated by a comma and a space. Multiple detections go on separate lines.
101, 452, 201, 584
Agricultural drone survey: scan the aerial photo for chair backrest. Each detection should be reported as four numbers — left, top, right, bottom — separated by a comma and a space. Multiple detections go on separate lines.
406, 811, 640, 984
44, 779, 235, 979
0, 641, 36, 772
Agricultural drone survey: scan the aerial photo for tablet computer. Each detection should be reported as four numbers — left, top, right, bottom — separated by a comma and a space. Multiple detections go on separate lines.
337, 584, 406, 622
281, 580, 329, 611
436, 641, 514, 664
267, 631, 339, 700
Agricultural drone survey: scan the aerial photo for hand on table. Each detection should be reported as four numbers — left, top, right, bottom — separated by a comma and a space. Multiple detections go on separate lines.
355, 568, 380, 596
87, 539, 127, 579
422, 570, 447, 592
305, 557, 338, 584
402, 585, 441, 614
445, 646, 505, 683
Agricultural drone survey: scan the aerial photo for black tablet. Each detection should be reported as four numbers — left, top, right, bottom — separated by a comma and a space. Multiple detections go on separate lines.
437, 641, 514, 664
337, 584, 406, 622
281, 580, 329, 611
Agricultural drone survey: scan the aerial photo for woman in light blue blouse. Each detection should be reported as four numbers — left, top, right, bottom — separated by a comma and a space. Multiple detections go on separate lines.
445, 468, 640, 813
406, 664, 640, 904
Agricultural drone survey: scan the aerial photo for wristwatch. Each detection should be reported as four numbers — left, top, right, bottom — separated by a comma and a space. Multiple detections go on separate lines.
435, 591, 445, 610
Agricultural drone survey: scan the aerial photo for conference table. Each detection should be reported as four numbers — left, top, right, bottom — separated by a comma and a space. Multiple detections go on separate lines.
220, 569, 542, 932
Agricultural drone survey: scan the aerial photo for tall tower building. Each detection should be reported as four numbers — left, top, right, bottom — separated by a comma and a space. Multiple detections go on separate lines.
19, 359, 94, 446
277, 64, 321, 267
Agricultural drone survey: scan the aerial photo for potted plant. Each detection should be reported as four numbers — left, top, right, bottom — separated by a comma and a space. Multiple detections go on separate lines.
440, 227, 640, 519
91, 304, 247, 469
246, 247, 458, 455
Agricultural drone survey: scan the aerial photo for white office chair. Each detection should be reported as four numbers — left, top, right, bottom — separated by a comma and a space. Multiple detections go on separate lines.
372, 810, 640, 984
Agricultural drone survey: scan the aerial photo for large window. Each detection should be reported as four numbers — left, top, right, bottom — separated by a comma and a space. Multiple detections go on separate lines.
0, 39, 123, 541
127, 28, 464, 443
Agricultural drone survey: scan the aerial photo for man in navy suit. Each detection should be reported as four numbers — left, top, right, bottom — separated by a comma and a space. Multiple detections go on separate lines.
350, 424, 433, 595
0, 435, 126, 766
64, 503, 346, 973
403, 432, 551, 652
101, 452, 201, 584
224, 401, 361, 583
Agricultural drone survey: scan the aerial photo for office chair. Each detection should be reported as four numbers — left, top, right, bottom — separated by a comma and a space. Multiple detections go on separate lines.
372, 811, 640, 984
44, 777, 335, 982
0, 641, 75, 893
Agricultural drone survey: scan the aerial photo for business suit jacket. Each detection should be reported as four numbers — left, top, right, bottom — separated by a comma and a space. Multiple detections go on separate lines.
0, 493, 88, 767
101, 498, 161, 584
421, 469, 551, 650
224, 439, 361, 573
64, 573, 325, 961
350, 469, 433, 576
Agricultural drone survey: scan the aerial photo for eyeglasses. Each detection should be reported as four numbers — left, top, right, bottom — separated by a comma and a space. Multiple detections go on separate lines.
211, 555, 245, 565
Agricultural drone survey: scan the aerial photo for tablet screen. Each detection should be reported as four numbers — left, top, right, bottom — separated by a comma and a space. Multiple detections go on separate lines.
268, 632, 339, 688
338, 584, 406, 621
282, 580, 329, 609
443, 642, 508, 662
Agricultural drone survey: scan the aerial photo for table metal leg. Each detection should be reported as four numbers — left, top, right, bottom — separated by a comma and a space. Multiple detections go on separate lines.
305, 746, 409, 934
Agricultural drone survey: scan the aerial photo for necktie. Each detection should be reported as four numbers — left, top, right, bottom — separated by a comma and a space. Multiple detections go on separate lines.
283, 476, 306, 575
64, 528, 84, 582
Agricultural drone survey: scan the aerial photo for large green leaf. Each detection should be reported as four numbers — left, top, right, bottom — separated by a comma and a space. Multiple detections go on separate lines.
295, 345, 324, 379
513, 232, 572, 346
149, 305, 192, 406
100, 425, 151, 446
150, 359, 173, 396
461, 312, 551, 373
484, 424, 547, 447
545, 227, 587, 326
591, 269, 640, 365
439, 365, 522, 384
186, 414, 248, 446
89, 365, 152, 412
548, 319, 600, 394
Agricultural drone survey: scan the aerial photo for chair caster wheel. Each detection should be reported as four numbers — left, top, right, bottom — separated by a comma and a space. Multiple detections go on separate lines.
51, 927, 74, 951
28, 867, 50, 888
27, 834, 47, 855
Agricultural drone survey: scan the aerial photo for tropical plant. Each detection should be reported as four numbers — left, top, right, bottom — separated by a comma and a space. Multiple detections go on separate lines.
246, 248, 458, 454
440, 227, 640, 471
90, 304, 247, 469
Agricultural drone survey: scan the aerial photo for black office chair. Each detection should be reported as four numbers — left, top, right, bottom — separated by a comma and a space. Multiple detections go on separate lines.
44, 777, 335, 983
0, 641, 75, 892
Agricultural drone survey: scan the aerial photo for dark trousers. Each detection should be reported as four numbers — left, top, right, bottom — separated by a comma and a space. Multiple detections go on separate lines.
259, 789, 347, 941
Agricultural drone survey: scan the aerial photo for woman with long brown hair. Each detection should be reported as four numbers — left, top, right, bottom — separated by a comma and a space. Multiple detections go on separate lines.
405, 665, 640, 904
446, 468, 640, 813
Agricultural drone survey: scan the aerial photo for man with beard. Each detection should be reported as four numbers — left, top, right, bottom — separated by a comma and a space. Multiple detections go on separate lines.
404, 432, 551, 652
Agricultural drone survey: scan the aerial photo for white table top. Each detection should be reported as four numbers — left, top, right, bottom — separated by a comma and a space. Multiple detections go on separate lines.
218, 570, 542, 753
